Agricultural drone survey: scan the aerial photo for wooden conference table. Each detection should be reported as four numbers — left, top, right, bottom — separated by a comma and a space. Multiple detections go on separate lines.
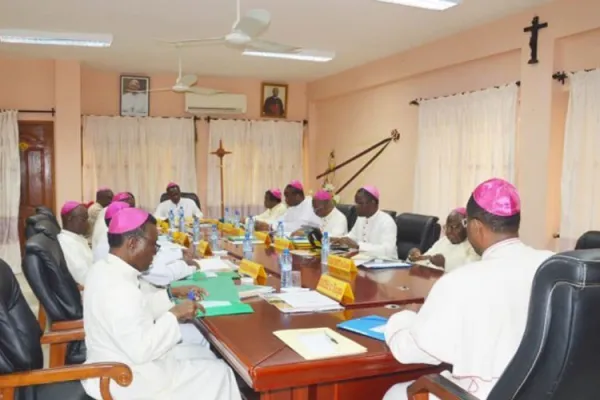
193, 238, 444, 400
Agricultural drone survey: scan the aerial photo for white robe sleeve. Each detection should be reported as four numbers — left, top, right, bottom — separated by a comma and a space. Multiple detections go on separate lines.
154, 201, 168, 219
385, 311, 442, 365
326, 212, 348, 237
358, 218, 397, 258
190, 200, 203, 218
146, 289, 175, 318
58, 237, 91, 285
424, 237, 445, 256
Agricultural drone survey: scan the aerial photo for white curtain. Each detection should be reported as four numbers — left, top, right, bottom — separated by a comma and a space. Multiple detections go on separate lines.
82, 116, 197, 211
413, 84, 518, 220
207, 119, 304, 217
560, 70, 600, 249
0, 110, 21, 272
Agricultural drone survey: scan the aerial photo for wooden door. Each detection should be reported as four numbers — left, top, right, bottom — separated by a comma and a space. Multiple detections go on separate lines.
18, 121, 55, 248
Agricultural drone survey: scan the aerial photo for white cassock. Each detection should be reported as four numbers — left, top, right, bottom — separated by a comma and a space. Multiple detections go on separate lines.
254, 202, 287, 224
87, 203, 104, 239
271, 197, 321, 234
423, 236, 480, 273
155, 198, 203, 220
320, 207, 348, 237
82, 254, 241, 400
91, 208, 108, 251
121, 92, 148, 117
57, 230, 94, 285
383, 239, 553, 400
346, 210, 397, 259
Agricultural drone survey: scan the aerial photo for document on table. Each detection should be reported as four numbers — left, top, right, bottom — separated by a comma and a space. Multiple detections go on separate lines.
413, 260, 445, 271
197, 258, 236, 272
200, 300, 232, 308
362, 260, 412, 269
262, 291, 343, 314
273, 327, 367, 360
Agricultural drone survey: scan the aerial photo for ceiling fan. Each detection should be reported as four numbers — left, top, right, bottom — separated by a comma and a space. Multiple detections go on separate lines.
149, 48, 224, 95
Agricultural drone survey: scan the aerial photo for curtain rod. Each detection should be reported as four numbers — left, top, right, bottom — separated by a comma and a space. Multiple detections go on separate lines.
11, 108, 56, 115
552, 68, 598, 85
201, 116, 308, 126
409, 81, 521, 106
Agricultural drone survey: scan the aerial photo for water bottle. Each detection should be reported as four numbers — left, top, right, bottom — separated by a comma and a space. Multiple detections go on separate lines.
321, 231, 330, 273
242, 231, 254, 260
210, 224, 220, 251
168, 209, 175, 231
224, 207, 230, 224
276, 221, 285, 239
192, 216, 201, 243
234, 210, 241, 228
247, 216, 254, 237
280, 249, 292, 289
178, 206, 185, 232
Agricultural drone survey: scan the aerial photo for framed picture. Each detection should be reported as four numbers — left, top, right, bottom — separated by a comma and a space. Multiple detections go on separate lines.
120, 75, 150, 117
261, 82, 288, 119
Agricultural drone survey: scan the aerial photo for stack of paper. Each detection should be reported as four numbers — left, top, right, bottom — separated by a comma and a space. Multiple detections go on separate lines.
237, 284, 275, 299
227, 236, 264, 245
413, 260, 444, 271
274, 328, 367, 360
362, 260, 412, 269
196, 258, 237, 272
261, 290, 343, 314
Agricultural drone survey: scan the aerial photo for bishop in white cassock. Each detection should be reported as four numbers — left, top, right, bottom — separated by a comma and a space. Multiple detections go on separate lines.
408, 207, 480, 273
310, 189, 348, 237
254, 188, 287, 224
82, 208, 241, 400
154, 182, 203, 220
383, 178, 554, 400
261, 180, 321, 234
87, 187, 113, 240
57, 201, 93, 285
332, 186, 397, 259
91, 192, 134, 251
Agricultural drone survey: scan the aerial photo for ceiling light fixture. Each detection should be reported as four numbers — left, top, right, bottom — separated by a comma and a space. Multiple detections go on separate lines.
243, 49, 334, 63
0, 29, 113, 47
376, 0, 460, 11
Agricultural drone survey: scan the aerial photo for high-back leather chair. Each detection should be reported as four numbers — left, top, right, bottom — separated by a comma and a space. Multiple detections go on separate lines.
409, 250, 600, 400
0, 258, 132, 399
35, 206, 60, 228
22, 231, 86, 365
395, 213, 440, 260
25, 215, 61, 240
336, 204, 357, 231
159, 192, 201, 210
382, 210, 397, 220
575, 231, 600, 250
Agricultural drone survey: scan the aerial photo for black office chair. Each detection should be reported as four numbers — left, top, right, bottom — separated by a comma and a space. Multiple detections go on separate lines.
575, 231, 600, 250
35, 206, 60, 228
25, 215, 61, 240
408, 250, 600, 400
336, 204, 357, 231
22, 231, 86, 367
159, 192, 201, 210
395, 213, 440, 260
0, 258, 132, 400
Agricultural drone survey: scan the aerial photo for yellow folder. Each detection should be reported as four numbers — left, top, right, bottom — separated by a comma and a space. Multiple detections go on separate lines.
273, 327, 367, 360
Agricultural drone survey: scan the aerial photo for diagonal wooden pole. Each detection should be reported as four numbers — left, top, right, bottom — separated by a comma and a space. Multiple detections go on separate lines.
210, 139, 232, 219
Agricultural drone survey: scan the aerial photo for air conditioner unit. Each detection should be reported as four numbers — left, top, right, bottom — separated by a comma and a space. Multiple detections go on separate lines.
185, 92, 247, 115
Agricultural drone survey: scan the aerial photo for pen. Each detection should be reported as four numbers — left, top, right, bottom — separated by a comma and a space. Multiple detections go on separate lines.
325, 332, 339, 345
187, 290, 196, 301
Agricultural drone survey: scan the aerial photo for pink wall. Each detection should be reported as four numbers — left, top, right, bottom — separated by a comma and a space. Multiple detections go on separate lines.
307, 0, 600, 249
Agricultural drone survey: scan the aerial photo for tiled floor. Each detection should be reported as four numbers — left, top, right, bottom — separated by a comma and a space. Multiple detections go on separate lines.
16, 273, 49, 366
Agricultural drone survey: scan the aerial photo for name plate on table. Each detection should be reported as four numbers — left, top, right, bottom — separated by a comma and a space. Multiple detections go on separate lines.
317, 274, 355, 304
201, 219, 220, 225
196, 240, 213, 257
255, 231, 271, 246
238, 259, 267, 285
273, 237, 292, 251
327, 255, 357, 280
172, 232, 190, 247
219, 223, 244, 236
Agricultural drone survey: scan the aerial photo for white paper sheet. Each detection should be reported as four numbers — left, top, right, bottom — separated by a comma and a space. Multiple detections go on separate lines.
298, 333, 337, 355
199, 300, 231, 308
197, 258, 232, 271
277, 291, 340, 308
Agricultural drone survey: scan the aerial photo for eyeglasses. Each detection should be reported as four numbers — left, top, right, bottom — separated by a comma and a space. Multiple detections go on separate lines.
137, 236, 160, 252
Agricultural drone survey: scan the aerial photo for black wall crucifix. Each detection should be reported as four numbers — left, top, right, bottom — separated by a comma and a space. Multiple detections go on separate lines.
524, 16, 548, 64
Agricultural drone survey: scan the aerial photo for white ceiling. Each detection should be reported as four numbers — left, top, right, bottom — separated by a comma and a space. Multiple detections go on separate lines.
0, 0, 551, 81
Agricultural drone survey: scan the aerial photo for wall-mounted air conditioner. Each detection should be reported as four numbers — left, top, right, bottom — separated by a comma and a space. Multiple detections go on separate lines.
185, 92, 247, 115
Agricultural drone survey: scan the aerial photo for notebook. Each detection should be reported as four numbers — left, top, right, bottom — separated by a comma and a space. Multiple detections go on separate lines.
261, 291, 343, 314
337, 315, 388, 341
274, 327, 367, 360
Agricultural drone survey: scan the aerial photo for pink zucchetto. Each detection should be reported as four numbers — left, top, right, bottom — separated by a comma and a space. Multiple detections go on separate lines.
60, 201, 82, 216
112, 192, 130, 202
166, 182, 179, 190
472, 178, 520, 217
314, 190, 332, 201
105, 201, 131, 220
361, 185, 380, 200
454, 207, 467, 216
269, 188, 282, 200
108, 208, 150, 234
288, 180, 304, 191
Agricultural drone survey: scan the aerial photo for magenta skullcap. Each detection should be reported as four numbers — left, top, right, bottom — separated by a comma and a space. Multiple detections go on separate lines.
108, 208, 150, 234
105, 201, 131, 220
269, 188, 282, 200
166, 182, 179, 189
361, 185, 380, 200
97, 187, 111, 193
314, 190, 332, 201
61, 201, 82, 216
288, 180, 304, 191
112, 192, 130, 202
472, 178, 520, 217
454, 207, 467, 216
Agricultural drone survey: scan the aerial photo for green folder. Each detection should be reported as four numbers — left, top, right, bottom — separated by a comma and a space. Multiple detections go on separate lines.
188, 270, 239, 280
171, 278, 254, 317
197, 303, 253, 317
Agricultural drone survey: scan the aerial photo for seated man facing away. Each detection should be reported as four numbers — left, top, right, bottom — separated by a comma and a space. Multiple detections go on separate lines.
383, 178, 554, 400
87, 187, 113, 240
292, 189, 347, 237
331, 186, 397, 259
155, 182, 203, 220
57, 201, 93, 286
91, 191, 134, 251
254, 188, 287, 225
82, 208, 241, 400
408, 207, 479, 272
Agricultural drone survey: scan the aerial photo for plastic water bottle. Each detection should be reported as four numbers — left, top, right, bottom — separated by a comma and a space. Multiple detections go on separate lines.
243, 231, 254, 260
210, 224, 220, 251
192, 216, 201, 243
276, 221, 285, 239
234, 210, 241, 228
246, 216, 255, 237
224, 207, 230, 224
321, 231, 330, 273
280, 249, 292, 289
178, 206, 185, 232
168, 209, 176, 231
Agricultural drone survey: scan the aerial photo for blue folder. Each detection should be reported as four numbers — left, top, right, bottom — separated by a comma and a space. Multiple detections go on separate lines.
337, 315, 388, 341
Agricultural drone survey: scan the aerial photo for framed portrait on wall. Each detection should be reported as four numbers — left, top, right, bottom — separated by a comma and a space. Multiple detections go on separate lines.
120, 75, 150, 117
261, 82, 288, 119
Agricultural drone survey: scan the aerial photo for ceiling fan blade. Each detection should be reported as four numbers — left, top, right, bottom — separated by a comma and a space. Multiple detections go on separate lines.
233, 9, 271, 37
148, 88, 174, 93
187, 87, 225, 95
164, 36, 227, 47
179, 74, 198, 87
246, 39, 298, 53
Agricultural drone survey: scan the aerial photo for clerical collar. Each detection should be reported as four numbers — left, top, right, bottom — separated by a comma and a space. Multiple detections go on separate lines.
481, 238, 521, 260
